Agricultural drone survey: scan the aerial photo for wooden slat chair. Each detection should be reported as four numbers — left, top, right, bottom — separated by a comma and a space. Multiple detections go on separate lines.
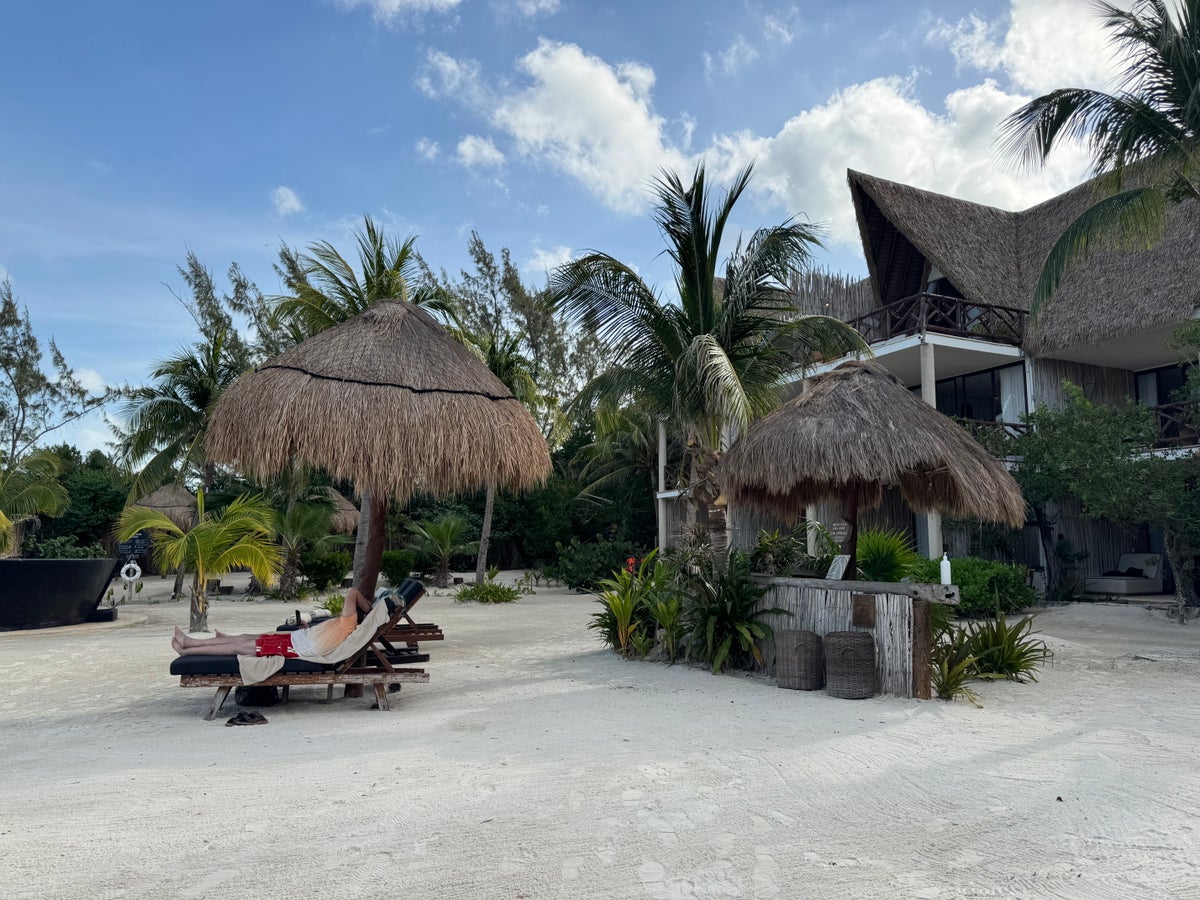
169, 581, 431, 720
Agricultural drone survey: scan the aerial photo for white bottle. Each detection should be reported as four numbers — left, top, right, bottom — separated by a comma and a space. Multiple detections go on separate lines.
940, 552, 952, 585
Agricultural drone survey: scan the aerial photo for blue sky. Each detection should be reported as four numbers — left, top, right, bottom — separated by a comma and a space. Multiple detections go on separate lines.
1, 0, 1118, 451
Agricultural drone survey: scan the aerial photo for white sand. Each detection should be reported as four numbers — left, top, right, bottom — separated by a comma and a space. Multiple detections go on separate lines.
2, 574, 1199, 899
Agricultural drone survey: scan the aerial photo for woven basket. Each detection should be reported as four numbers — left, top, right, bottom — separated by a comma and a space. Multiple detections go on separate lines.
777, 630, 824, 690
823, 631, 878, 699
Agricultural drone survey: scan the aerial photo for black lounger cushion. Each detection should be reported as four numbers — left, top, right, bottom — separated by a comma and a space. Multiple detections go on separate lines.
170, 656, 333, 676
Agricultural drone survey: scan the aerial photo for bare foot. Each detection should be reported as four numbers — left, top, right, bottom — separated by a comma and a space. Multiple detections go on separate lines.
171, 636, 185, 656
173, 626, 188, 646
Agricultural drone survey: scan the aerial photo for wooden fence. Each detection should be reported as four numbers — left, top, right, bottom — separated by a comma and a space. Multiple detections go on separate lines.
755, 576, 959, 699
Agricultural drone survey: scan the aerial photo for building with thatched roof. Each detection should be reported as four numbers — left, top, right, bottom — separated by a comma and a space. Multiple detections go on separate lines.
775, 168, 1200, 585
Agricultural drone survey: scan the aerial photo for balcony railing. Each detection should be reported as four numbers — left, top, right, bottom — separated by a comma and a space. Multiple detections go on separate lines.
957, 402, 1200, 453
1150, 400, 1200, 447
846, 293, 1027, 346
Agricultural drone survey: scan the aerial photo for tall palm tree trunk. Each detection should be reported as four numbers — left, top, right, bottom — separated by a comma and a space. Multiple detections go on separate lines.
475, 482, 496, 583
351, 486, 372, 585
190, 575, 209, 632
355, 494, 388, 600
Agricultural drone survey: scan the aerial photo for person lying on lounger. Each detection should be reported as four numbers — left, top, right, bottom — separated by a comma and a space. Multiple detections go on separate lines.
171, 588, 373, 658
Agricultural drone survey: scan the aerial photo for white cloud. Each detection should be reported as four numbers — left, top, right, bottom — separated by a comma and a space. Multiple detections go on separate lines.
524, 243, 572, 274
928, 0, 1121, 94
335, 0, 461, 25
74, 368, 105, 393
415, 50, 487, 105
704, 35, 759, 78
455, 134, 505, 169
510, 0, 559, 17
708, 75, 1092, 244
270, 186, 304, 216
415, 137, 440, 159
490, 40, 690, 213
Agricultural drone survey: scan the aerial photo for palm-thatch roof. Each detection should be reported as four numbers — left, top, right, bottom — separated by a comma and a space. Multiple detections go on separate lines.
206, 299, 551, 502
326, 488, 359, 534
718, 361, 1026, 527
847, 169, 1200, 355
133, 484, 196, 530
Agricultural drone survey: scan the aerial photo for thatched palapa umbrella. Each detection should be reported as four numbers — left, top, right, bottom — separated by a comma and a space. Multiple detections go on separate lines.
718, 361, 1025, 577
206, 300, 551, 596
133, 484, 196, 530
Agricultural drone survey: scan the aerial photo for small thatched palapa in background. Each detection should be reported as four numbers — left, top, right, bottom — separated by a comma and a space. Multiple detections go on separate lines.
718, 361, 1026, 576
133, 484, 196, 531
326, 488, 359, 535
207, 300, 551, 596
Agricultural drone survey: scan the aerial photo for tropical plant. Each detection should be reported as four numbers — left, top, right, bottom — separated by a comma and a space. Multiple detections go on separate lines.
0, 449, 69, 555
116, 490, 282, 631
552, 163, 866, 533
855, 527, 919, 582
647, 593, 684, 664
998, 0, 1200, 309
405, 513, 479, 587
931, 624, 981, 707
589, 551, 666, 657
750, 528, 805, 576
682, 551, 789, 674
117, 328, 247, 499
455, 580, 521, 604
274, 214, 452, 337
966, 615, 1053, 682
275, 503, 351, 600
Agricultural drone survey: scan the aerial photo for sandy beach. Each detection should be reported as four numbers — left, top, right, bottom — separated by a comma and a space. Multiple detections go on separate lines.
2, 575, 1199, 899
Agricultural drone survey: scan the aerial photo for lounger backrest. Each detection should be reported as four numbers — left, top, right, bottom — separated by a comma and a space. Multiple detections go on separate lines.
1116, 554, 1161, 579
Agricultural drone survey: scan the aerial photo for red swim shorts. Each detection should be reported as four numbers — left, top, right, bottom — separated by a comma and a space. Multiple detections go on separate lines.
254, 633, 298, 658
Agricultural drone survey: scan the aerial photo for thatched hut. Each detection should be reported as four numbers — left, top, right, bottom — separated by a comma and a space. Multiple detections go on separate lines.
326, 488, 360, 535
206, 300, 551, 596
718, 360, 1026, 575
133, 484, 196, 531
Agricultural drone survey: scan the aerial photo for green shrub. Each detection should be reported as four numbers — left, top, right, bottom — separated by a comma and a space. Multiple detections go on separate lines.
647, 594, 684, 664
856, 527, 919, 582
323, 594, 345, 616
911, 556, 1036, 617
548, 535, 647, 591
380, 549, 417, 588
454, 581, 521, 604
22, 535, 108, 559
749, 528, 804, 575
966, 615, 1052, 682
683, 552, 789, 673
298, 549, 350, 592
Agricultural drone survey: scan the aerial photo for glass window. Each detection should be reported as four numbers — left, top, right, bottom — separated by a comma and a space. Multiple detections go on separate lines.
928, 363, 1025, 423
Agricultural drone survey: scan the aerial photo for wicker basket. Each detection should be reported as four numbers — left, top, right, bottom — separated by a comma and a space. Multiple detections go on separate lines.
823, 631, 878, 699
777, 630, 824, 690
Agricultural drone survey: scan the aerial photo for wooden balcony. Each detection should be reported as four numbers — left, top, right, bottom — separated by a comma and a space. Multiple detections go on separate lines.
847, 293, 1027, 346
957, 402, 1200, 453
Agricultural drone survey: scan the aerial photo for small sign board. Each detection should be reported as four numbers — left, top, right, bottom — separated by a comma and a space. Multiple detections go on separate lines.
825, 554, 850, 580
117, 530, 152, 560
827, 519, 851, 544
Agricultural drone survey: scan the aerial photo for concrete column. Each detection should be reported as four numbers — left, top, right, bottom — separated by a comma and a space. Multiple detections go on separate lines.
919, 342, 943, 559
657, 420, 668, 551
805, 504, 818, 556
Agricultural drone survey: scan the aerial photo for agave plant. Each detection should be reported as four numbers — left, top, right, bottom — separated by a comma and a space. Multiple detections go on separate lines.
856, 527, 919, 582
966, 615, 1052, 683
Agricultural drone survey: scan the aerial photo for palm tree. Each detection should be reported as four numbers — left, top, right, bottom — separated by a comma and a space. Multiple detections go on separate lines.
272, 215, 453, 589
0, 449, 69, 556
575, 404, 680, 504
273, 214, 454, 338
551, 163, 866, 531
116, 327, 246, 499
117, 491, 282, 631
275, 501, 351, 601
998, 0, 1200, 309
405, 514, 479, 587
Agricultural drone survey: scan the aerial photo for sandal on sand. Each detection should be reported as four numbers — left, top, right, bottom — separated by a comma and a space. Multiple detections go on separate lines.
225, 711, 268, 726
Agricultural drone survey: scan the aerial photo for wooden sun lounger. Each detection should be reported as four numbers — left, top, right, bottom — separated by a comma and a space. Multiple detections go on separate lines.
169, 579, 434, 719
